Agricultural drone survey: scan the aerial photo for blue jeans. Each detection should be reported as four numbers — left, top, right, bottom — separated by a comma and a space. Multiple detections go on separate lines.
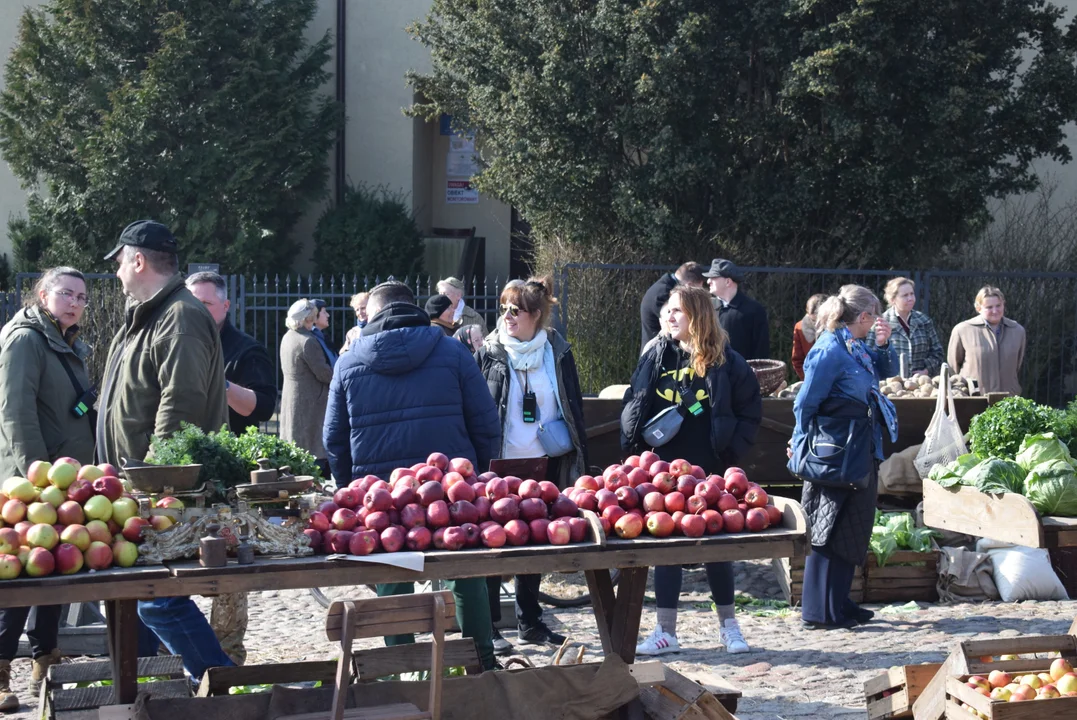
136, 597, 234, 681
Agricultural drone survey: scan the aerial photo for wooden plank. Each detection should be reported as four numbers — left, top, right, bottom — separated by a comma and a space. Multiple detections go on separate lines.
197, 660, 338, 697
989, 696, 1077, 719
104, 600, 139, 706
585, 569, 617, 656
327, 603, 455, 634
923, 479, 1045, 548
581, 509, 607, 548
276, 704, 427, 720
53, 680, 190, 712
629, 662, 667, 687
609, 567, 649, 665
353, 639, 481, 680
960, 635, 1077, 660
912, 654, 952, 720
50, 656, 184, 685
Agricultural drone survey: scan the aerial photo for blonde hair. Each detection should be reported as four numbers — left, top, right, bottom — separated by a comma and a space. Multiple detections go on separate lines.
884, 277, 915, 306
30, 267, 85, 309
668, 286, 727, 377
975, 286, 1005, 309
816, 285, 882, 332
806, 293, 827, 316
285, 299, 317, 331
500, 276, 558, 329
349, 292, 369, 310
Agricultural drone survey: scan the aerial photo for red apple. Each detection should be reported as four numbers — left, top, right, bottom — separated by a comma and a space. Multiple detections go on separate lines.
574, 490, 597, 511
725, 471, 749, 498
480, 524, 506, 548
317, 500, 339, 516
473, 496, 492, 522
390, 486, 416, 510
364, 511, 390, 533
92, 476, 124, 502
389, 468, 415, 483
676, 475, 698, 496
680, 514, 706, 538
516, 479, 540, 499
490, 497, 520, 524
460, 522, 481, 548
686, 495, 708, 514
440, 526, 466, 551
550, 494, 578, 519
567, 517, 588, 543
705, 474, 726, 491
332, 508, 358, 531
380, 526, 405, 553
664, 491, 686, 513
603, 470, 629, 491
626, 468, 651, 488
85, 520, 112, 544
427, 453, 449, 470
642, 491, 665, 513
652, 472, 676, 494
450, 500, 480, 526
364, 488, 393, 513
668, 459, 692, 476
519, 498, 548, 523
333, 487, 360, 510
486, 478, 509, 500
635, 482, 659, 498
415, 466, 444, 484
765, 505, 783, 527
624, 455, 642, 468
400, 503, 427, 529
97, 463, 120, 479
417, 481, 445, 506
648, 461, 670, 476
602, 505, 627, 525
615, 486, 639, 510
54, 543, 84, 574
745, 487, 769, 508
614, 513, 644, 539
303, 528, 323, 552
426, 500, 451, 528
639, 451, 660, 469
745, 507, 770, 532
446, 481, 476, 504
66, 479, 94, 504
83, 541, 113, 570
449, 458, 475, 476
646, 511, 675, 538
574, 475, 600, 492
595, 489, 619, 512
349, 529, 378, 555
503, 519, 530, 546
528, 518, 551, 545
717, 493, 739, 512
547, 519, 572, 545
537, 481, 560, 504
723, 509, 745, 533
308, 511, 331, 533
404, 526, 432, 551
24, 546, 55, 577
390, 475, 419, 493
694, 481, 721, 507
690, 465, 706, 480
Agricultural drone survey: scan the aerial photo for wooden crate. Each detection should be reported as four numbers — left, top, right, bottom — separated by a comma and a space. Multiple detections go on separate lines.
923, 478, 1077, 549
773, 550, 936, 605
913, 633, 1077, 720
863, 663, 942, 719
638, 665, 740, 719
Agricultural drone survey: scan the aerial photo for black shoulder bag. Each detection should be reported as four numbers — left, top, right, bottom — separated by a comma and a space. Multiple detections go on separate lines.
57, 353, 98, 426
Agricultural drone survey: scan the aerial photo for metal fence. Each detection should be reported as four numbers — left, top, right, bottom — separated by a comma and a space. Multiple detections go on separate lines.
5, 273, 506, 393
552, 263, 1077, 407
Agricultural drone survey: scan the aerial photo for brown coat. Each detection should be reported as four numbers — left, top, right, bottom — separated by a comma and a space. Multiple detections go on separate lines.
791, 320, 814, 380
947, 316, 1026, 395
279, 328, 334, 458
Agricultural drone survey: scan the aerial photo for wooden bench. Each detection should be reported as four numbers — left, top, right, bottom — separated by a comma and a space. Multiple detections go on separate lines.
277, 590, 456, 720
43, 655, 187, 720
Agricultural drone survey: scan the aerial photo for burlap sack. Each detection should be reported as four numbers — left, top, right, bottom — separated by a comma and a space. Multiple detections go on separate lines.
878, 444, 924, 495
936, 545, 999, 603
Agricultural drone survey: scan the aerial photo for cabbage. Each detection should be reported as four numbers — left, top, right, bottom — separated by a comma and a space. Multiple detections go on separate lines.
928, 453, 982, 488
963, 458, 1026, 495
1016, 432, 1075, 472
870, 527, 898, 567
1025, 460, 1077, 516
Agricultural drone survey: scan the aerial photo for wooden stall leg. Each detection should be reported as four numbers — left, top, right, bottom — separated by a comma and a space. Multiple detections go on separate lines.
584, 569, 616, 656
104, 600, 139, 704
608, 567, 648, 665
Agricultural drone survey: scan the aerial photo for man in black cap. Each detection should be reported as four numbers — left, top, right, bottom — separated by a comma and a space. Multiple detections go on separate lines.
98, 220, 234, 681
704, 258, 770, 360
639, 261, 706, 353
425, 294, 457, 335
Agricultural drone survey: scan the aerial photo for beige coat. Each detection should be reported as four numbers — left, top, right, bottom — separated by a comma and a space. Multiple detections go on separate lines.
279, 328, 334, 458
947, 316, 1026, 395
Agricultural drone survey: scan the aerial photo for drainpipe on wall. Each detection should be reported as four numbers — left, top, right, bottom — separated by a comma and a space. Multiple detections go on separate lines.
335, 0, 347, 206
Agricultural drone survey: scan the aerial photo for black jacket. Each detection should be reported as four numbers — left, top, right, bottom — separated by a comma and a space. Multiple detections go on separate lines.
620, 336, 762, 466
220, 320, 277, 434
476, 328, 589, 487
640, 273, 678, 354
717, 291, 770, 360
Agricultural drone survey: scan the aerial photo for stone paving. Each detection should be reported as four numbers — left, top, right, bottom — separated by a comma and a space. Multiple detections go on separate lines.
4, 559, 1077, 719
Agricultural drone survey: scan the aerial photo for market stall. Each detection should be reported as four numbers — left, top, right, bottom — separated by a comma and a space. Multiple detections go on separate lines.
0, 498, 807, 707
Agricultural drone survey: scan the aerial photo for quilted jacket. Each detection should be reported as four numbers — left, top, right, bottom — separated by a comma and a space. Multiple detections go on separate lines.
794, 331, 895, 564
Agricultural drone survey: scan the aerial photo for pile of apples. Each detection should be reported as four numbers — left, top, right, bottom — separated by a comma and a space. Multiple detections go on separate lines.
0, 459, 166, 579
566, 451, 782, 540
303, 453, 592, 555
958, 658, 1077, 713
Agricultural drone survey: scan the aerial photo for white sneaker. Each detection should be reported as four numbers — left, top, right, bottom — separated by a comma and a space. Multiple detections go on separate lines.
636, 624, 680, 656
720, 618, 750, 654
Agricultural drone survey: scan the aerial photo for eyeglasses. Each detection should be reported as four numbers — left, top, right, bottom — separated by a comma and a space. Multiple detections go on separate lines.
52, 289, 90, 307
500, 303, 521, 318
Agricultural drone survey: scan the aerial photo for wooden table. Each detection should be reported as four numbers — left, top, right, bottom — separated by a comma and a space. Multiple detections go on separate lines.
0, 497, 809, 706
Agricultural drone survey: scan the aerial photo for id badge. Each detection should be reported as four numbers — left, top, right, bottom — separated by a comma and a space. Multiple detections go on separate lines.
522, 391, 538, 423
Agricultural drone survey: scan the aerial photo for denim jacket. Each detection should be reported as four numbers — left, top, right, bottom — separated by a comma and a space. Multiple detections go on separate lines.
792, 331, 896, 461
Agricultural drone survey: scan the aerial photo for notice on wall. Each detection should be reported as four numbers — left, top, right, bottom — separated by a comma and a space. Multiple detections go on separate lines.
446, 179, 479, 204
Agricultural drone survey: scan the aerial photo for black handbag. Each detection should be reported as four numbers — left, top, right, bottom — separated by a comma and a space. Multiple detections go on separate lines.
787, 397, 874, 490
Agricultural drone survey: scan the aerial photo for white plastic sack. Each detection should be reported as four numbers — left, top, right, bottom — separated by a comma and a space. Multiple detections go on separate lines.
914, 363, 968, 479
978, 538, 1068, 602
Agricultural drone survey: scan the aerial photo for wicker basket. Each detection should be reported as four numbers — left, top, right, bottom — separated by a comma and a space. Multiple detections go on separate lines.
747, 359, 787, 395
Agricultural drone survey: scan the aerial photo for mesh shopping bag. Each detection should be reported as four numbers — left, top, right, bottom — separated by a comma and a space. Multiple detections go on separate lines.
914, 363, 969, 478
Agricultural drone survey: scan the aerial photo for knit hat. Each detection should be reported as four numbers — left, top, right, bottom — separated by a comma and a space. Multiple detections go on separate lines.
425, 294, 454, 319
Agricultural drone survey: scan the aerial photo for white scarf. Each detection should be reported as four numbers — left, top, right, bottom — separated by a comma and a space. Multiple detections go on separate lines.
499, 328, 548, 371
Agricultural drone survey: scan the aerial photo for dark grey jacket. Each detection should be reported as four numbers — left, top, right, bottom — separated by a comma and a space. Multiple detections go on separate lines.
475, 328, 589, 488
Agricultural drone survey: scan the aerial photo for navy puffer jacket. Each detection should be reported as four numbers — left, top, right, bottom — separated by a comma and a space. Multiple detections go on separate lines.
323, 303, 501, 482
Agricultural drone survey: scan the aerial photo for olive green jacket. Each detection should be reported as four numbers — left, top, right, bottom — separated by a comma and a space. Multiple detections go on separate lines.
0, 305, 95, 478
96, 274, 228, 466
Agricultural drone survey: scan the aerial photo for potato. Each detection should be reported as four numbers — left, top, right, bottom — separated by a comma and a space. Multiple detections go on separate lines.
904, 379, 919, 391
916, 374, 932, 386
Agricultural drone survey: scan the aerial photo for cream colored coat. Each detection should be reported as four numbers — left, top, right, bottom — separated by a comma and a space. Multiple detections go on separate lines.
279, 328, 334, 458
947, 316, 1026, 395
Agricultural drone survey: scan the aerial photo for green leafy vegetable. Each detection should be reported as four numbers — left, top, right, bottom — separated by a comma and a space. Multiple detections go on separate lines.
148, 424, 248, 500
870, 512, 939, 564
963, 458, 1026, 495
1025, 460, 1077, 516
968, 397, 1060, 460
871, 527, 899, 567
908, 526, 939, 553
1015, 432, 1075, 472
225, 426, 322, 480
928, 453, 981, 488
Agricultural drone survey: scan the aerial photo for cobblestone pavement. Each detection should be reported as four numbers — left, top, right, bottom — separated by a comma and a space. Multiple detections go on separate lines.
4, 559, 1077, 719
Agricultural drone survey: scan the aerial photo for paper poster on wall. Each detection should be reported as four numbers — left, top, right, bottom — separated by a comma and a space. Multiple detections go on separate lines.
447, 179, 479, 204
446, 151, 479, 178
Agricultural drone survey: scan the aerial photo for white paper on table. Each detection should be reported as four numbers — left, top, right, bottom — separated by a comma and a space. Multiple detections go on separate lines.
325, 552, 425, 573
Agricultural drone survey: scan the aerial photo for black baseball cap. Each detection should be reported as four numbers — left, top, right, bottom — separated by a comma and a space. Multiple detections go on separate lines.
104, 220, 179, 261
702, 258, 744, 283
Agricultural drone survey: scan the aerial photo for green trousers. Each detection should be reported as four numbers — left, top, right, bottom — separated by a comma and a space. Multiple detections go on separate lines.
375, 578, 495, 670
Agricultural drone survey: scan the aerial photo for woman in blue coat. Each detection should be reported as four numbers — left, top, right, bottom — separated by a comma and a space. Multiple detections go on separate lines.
791, 285, 898, 629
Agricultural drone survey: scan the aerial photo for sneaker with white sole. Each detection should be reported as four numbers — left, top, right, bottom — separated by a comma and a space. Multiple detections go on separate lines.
635, 624, 679, 656
720, 618, 750, 654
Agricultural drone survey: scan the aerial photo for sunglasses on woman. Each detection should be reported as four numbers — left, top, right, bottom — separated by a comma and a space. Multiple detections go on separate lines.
500, 303, 522, 317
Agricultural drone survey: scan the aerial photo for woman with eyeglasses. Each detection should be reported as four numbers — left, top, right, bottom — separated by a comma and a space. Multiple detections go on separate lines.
475, 277, 588, 655
791, 285, 897, 629
621, 286, 761, 656
0, 268, 96, 711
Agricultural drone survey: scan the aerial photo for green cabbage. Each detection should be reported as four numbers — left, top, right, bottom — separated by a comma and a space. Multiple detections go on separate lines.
963, 458, 1027, 495
1025, 460, 1077, 516
928, 453, 982, 488
1016, 432, 1075, 472
870, 527, 899, 567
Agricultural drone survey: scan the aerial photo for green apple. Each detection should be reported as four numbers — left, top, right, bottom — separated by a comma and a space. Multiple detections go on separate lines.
27, 460, 51, 488
82, 495, 113, 522
111, 497, 139, 526
46, 463, 77, 491
38, 485, 65, 509
25, 502, 57, 526
2, 478, 37, 503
